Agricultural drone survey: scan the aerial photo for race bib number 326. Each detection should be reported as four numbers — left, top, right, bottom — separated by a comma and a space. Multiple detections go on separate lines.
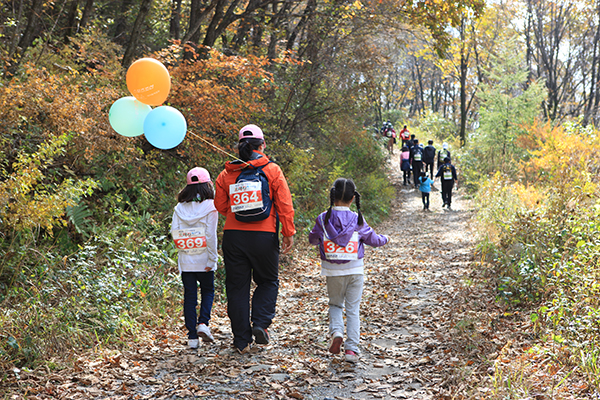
324, 232, 359, 260
230, 182, 263, 212
173, 228, 207, 255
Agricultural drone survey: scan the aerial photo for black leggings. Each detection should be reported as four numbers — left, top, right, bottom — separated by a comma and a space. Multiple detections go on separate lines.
421, 192, 430, 208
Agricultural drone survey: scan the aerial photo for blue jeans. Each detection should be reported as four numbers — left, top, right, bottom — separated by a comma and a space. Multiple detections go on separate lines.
181, 271, 215, 339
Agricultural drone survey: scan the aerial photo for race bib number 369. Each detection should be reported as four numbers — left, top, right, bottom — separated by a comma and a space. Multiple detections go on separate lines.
173, 228, 207, 255
324, 232, 359, 260
230, 182, 263, 212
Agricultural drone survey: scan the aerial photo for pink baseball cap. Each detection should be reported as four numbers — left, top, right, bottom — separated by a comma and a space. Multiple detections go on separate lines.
238, 124, 264, 140
186, 167, 211, 185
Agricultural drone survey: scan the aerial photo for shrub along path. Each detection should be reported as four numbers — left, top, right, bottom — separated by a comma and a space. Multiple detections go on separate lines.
7, 152, 480, 399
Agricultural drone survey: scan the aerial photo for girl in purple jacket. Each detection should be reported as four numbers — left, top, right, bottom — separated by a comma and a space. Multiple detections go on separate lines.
309, 178, 389, 363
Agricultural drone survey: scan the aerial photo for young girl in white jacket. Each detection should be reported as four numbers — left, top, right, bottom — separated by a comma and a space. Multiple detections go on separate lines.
171, 167, 218, 349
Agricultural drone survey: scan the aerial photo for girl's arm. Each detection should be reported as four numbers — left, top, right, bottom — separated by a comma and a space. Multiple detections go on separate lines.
205, 209, 219, 270
171, 210, 180, 232
359, 221, 389, 248
308, 214, 324, 245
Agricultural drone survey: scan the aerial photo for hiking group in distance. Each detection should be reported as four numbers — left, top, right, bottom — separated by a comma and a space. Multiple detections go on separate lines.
379, 121, 458, 210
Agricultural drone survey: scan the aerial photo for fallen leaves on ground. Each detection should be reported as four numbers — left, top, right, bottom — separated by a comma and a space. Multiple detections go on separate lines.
4, 152, 496, 400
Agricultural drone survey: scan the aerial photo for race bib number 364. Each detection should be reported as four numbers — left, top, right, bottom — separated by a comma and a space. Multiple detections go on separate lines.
230, 182, 263, 212
173, 228, 207, 255
324, 232, 359, 260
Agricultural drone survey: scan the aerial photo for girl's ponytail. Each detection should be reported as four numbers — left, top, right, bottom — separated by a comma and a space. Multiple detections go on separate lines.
354, 191, 364, 226
238, 138, 264, 161
324, 187, 336, 225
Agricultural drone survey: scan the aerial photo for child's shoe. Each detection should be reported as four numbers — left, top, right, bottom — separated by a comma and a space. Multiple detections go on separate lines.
188, 339, 199, 349
197, 323, 215, 343
344, 349, 358, 363
328, 332, 343, 354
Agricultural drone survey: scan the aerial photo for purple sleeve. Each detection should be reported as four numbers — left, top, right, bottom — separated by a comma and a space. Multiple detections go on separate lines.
358, 221, 388, 248
308, 214, 324, 245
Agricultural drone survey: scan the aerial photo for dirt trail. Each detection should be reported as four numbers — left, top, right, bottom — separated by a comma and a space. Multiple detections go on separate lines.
8, 152, 477, 399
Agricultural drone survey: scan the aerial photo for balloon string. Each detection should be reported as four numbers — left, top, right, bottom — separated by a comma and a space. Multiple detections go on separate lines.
187, 131, 251, 167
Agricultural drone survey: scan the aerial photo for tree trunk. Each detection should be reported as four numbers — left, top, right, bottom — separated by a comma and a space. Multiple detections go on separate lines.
121, 0, 153, 68
7, 0, 25, 60
169, 0, 182, 40
16, 0, 45, 54
113, 0, 135, 45
286, 0, 316, 51
459, 18, 469, 146
79, 0, 94, 32
63, 0, 80, 42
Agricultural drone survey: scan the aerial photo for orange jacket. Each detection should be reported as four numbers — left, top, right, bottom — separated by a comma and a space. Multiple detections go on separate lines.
400, 128, 410, 140
214, 151, 296, 237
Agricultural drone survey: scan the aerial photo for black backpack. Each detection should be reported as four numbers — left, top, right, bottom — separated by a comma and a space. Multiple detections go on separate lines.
423, 146, 436, 163
412, 146, 423, 162
230, 163, 273, 222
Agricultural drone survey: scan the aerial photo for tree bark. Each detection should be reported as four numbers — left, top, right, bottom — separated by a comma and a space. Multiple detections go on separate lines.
113, 0, 135, 45
63, 0, 80, 42
79, 0, 94, 32
169, 0, 182, 40
16, 0, 45, 54
7, 0, 25, 60
459, 17, 469, 146
121, 0, 153, 68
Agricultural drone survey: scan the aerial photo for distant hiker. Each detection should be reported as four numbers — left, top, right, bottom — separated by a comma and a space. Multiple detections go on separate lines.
171, 167, 218, 349
435, 157, 458, 209
214, 124, 296, 354
437, 142, 451, 170
407, 134, 416, 151
410, 139, 424, 188
399, 125, 410, 147
308, 178, 389, 364
400, 145, 411, 186
381, 121, 396, 154
422, 140, 436, 179
418, 170, 434, 210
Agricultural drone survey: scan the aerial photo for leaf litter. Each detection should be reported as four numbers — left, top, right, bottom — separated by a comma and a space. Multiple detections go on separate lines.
5, 153, 485, 399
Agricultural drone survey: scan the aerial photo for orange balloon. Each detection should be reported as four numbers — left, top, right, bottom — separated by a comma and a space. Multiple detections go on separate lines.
126, 58, 171, 106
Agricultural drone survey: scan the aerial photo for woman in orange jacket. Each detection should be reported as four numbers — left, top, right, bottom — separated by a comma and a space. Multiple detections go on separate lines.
214, 124, 296, 353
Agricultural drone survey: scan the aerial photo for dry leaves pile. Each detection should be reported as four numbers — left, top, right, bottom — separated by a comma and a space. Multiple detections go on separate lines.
6, 152, 486, 399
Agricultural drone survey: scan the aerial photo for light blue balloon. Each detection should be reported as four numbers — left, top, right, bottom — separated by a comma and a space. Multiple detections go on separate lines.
108, 96, 152, 137
143, 106, 187, 150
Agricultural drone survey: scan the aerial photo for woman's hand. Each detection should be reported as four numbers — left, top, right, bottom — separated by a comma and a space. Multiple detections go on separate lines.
281, 236, 294, 254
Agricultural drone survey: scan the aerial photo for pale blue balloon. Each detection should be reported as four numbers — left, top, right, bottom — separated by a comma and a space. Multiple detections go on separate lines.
108, 96, 152, 137
143, 106, 187, 149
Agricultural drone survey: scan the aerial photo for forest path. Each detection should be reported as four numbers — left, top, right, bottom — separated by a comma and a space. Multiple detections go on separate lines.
11, 150, 477, 399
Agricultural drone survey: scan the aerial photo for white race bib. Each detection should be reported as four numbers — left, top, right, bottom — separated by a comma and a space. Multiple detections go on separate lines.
323, 231, 359, 260
230, 181, 263, 212
414, 153, 422, 161
443, 170, 453, 180
173, 227, 207, 255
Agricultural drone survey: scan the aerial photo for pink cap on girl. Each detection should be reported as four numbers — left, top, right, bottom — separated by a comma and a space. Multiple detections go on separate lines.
239, 124, 264, 140
186, 167, 211, 185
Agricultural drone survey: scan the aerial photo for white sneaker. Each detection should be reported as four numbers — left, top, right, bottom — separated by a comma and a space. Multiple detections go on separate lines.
188, 339, 199, 349
345, 349, 359, 363
197, 323, 215, 342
